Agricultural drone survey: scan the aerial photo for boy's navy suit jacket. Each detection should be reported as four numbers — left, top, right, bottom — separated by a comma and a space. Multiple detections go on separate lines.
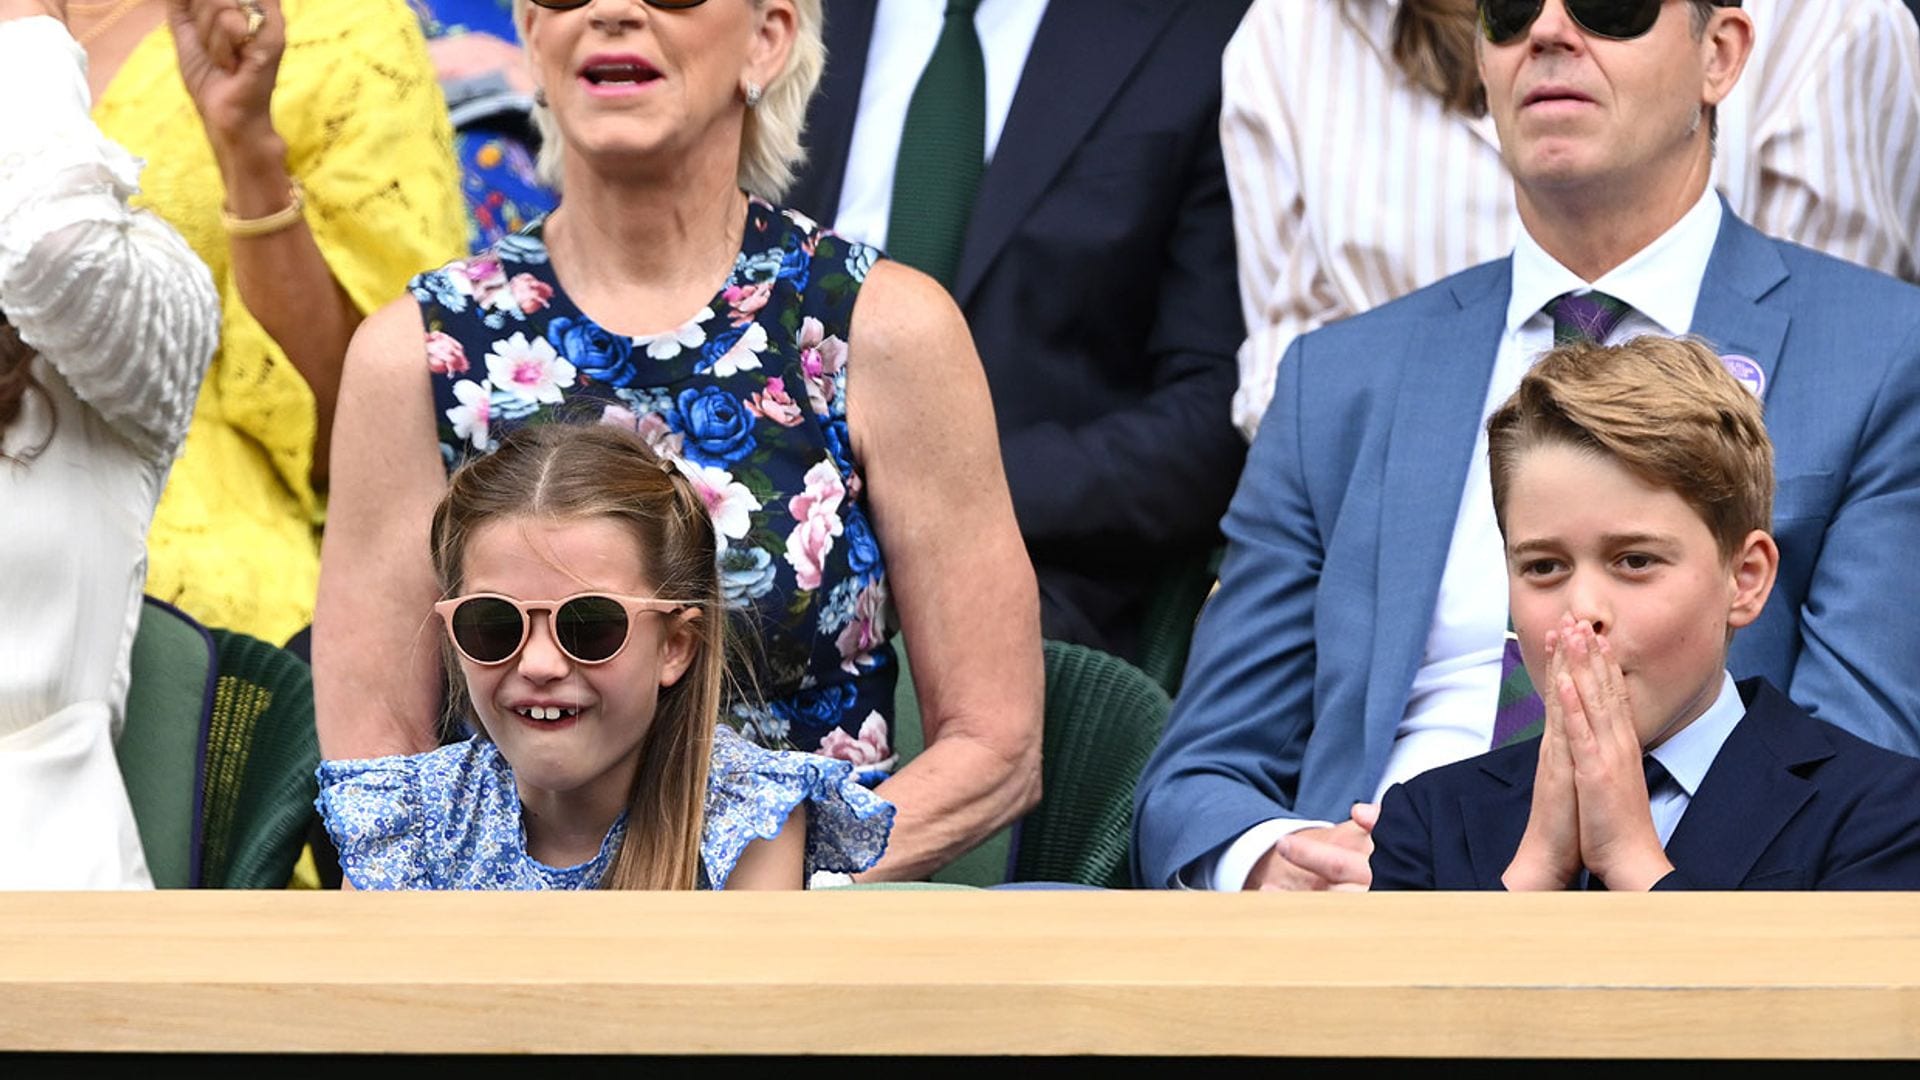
1370, 679, 1920, 890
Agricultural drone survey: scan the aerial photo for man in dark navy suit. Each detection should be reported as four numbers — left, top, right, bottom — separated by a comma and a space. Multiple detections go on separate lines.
784, 0, 1251, 661
1369, 336, 1920, 892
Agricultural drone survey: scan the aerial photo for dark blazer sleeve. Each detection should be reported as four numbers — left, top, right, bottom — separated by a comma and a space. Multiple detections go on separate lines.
1815, 763, 1920, 889
999, 97, 1247, 554
1368, 782, 1437, 891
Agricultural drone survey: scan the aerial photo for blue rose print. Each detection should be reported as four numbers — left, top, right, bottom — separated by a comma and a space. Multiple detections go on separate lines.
547, 316, 636, 387
769, 683, 859, 738
842, 505, 881, 578
720, 546, 779, 609
669, 385, 757, 467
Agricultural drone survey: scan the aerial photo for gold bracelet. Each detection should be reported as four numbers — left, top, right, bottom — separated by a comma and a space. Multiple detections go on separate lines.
221, 181, 305, 239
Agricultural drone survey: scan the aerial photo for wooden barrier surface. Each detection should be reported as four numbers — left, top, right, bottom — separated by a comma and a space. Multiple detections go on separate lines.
2, 891, 1915, 1057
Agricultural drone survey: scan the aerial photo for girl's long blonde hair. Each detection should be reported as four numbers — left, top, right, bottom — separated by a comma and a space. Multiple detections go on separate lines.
429, 423, 727, 889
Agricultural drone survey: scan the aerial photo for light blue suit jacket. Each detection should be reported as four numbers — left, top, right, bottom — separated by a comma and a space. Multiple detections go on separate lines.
1133, 205, 1920, 887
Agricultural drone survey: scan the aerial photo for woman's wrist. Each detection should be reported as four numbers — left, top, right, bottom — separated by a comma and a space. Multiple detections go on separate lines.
212, 126, 294, 218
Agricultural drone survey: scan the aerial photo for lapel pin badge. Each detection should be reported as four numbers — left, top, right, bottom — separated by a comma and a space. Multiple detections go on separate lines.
1720, 354, 1765, 400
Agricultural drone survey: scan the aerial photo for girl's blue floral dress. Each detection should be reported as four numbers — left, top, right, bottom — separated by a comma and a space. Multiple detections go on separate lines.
411, 198, 901, 782
315, 725, 894, 889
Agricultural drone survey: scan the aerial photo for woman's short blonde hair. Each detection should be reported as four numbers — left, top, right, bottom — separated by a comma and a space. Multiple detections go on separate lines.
514, 0, 824, 201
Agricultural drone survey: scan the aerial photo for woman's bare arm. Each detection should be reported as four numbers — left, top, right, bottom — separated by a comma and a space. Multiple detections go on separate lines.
845, 261, 1044, 881
311, 298, 448, 760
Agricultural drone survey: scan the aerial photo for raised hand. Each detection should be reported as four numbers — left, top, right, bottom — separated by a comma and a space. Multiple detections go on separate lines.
1503, 618, 1583, 890
164, 0, 283, 146
1561, 622, 1673, 891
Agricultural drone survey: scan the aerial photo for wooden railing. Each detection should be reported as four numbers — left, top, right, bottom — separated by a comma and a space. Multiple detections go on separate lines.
2, 891, 1916, 1057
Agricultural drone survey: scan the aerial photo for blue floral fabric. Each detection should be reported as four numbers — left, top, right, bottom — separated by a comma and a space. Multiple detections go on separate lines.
315, 725, 895, 890
411, 199, 902, 782
411, 2, 561, 254
454, 130, 557, 254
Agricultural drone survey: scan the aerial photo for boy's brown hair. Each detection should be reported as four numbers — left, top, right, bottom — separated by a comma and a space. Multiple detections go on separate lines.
1487, 335, 1773, 559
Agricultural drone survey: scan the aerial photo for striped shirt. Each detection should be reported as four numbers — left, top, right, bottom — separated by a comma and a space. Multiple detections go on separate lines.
1226, 0, 1920, 438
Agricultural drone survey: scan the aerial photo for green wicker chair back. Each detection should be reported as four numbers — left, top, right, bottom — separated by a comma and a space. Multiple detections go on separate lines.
1015, 640, 1172, 888
120, 597, 219, 889
198, 630, 320, 889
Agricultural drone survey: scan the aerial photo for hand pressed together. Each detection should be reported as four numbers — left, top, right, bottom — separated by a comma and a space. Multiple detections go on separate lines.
1503, 616, 1674, 892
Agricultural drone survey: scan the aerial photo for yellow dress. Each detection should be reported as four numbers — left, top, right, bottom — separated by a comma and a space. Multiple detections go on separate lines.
94, 0, 467, 644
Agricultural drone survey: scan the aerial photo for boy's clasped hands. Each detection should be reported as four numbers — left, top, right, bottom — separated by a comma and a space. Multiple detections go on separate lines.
1503, 614, 1674, 893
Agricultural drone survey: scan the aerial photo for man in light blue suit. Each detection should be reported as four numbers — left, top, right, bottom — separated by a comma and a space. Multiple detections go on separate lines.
1135, 0, 1920, 890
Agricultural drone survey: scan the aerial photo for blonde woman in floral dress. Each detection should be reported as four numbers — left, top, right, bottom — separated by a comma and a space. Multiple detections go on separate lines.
74, 0, 465, 644
317, 0, 1042, 882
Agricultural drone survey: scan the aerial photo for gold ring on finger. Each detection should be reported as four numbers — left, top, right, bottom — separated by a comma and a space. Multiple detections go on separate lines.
239, 0, 265, 43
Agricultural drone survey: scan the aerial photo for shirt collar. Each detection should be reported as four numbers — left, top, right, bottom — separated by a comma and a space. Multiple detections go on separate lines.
1647, 670, 1744, 799
1506, 186, 1722, 335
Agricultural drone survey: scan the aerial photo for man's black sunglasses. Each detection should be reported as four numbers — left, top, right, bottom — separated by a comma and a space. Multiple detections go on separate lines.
1478, 0, 1741, 46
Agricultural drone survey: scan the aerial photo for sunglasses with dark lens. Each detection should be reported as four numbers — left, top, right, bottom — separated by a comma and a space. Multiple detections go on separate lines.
526, 0, 710, 10
1478, 0, 1736, 45
433, 593, 690, 667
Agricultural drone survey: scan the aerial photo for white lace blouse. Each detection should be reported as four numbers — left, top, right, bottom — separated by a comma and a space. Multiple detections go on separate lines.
0, 15, 218, 888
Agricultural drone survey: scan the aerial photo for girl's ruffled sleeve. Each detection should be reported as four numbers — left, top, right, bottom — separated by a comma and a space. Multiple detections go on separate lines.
315, 747, 442, 890
702, 726, 895, 890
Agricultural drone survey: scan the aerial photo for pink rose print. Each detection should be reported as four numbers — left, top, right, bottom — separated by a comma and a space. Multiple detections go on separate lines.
722, 281, 772, 327
817, 711, 892, 768
835, 580, 892, 673
461, 255, 510, 310
788, 458, 847, 523
508, 273, 554, 314
747, 376, 806, 427
425, 331, 468, 375
634, 410, 685, 459
784, 513, 841, 592
785, 460, 848, 590
798, 316, 848, 415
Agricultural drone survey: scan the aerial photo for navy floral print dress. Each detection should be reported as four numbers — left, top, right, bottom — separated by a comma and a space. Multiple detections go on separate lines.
411, 198, 900, 781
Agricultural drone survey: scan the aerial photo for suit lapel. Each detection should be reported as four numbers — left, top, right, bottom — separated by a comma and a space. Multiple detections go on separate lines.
800, 0, 879, 220
949, 0, 1176, 308
1462, 748, 1537, 888
1688, 204, 1791, 405
1664, 683, 1830, 887
1364, 265, 1511, 769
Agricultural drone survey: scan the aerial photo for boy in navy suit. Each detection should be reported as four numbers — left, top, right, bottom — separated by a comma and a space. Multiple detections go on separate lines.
1370, 336, 1920, 891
